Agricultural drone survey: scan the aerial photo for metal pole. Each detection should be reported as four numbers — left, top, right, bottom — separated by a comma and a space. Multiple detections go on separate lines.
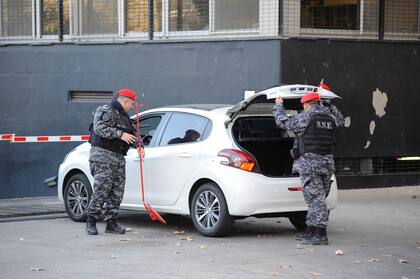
58, 0, 64, 41
378, 0, 385, 40
148, 0, 154, 40
278, 0, 283, 35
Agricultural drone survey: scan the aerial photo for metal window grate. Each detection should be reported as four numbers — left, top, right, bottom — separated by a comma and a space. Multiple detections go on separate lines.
68, 91, 114, 103
335, 157, 420, 176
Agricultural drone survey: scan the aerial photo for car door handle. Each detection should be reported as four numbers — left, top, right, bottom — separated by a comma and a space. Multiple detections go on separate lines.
178, 152, 192, 158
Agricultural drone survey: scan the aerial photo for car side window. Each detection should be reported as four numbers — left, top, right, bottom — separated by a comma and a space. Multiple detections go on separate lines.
135, 116, 162, 146
159, 113, 210, 146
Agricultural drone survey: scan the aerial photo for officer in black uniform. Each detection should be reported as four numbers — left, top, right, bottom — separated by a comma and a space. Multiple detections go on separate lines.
86, 89, 144, 235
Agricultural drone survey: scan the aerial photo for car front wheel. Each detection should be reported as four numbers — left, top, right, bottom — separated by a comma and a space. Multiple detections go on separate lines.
191, 183, 233, 237
64, 173, 92, 222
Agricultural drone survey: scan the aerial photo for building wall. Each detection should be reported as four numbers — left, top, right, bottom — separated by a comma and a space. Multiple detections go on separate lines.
281, 38, 420, 188
281, 38, 420, 158
0, 39, 280, 198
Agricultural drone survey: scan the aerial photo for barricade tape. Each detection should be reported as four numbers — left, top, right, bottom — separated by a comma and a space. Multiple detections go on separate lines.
0, 134, 13, 141
0, 134, 89, 143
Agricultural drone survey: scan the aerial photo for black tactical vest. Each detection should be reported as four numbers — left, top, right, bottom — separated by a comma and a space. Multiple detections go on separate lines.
296, 112, 336, 156
89, 102, 136, 156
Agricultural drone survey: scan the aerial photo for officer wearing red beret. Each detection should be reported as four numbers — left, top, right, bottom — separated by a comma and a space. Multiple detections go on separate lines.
86, 89, 144, 235
273, 85, 344, 245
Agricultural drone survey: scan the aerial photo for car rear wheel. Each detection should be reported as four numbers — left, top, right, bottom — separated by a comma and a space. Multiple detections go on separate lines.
191, 183, 233, 237
288, 212, 307, 231
64, 173, 92, 222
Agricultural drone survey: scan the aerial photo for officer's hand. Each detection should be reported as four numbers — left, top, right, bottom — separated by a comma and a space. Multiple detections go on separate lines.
138, 146, 145, 161
121, 132, 137, 144
321, 100, 331, 107
275, 97, 284, 105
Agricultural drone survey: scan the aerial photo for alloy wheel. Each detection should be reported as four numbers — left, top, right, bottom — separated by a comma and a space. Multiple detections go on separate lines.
66, 180, 89, 217
194, 190, 220, 230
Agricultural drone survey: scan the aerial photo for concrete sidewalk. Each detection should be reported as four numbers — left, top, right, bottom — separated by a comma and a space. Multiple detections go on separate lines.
0, 196, 65, 219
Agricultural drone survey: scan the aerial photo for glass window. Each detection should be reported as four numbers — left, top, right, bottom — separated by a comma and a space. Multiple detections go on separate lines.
81, 0, 118, 35
301, 0, 359, 30
41, 0, 70, 35
214, 0, 259, 31
385, 0, 419, 34
126, 0, 162, 33
137, 116, 163, 146
1, 0, 33, 37
160, 113, 209, 146
169, 0, 209, 31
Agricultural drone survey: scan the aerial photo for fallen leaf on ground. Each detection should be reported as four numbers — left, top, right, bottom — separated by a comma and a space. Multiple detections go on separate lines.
30, 268, 45, 272
174, 251, 181, 254
281, 265, 292, 269
119, 238, 131, 242
173, 230, 185, 235
125, 228, 132, 232
187, 236, 193, 241
411, 195, 417, 199
272, 272, 278, 276
208, 259, 215, 262
310, 272, 321, 276
368, 258, 381, 262
399, 259, 408, 264
335, 249, 344, 255
200, 245, 207, 249
110, 255, 118, 259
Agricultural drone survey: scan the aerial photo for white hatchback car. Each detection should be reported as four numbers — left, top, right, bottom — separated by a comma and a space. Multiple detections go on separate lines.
57, 85, 339, 236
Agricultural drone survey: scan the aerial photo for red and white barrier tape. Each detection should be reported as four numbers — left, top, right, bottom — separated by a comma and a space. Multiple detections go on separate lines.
0, 134, 89, 143
0, 134, 13, 141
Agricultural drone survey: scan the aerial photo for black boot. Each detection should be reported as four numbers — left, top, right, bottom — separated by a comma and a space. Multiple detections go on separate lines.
296, 226, 314, 241
85, 216, 98, 235
105, 219, 126, 234
303, 227, 328, 245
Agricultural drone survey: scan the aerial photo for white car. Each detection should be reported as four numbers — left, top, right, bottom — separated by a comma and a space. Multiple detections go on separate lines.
56, 85, 339, 236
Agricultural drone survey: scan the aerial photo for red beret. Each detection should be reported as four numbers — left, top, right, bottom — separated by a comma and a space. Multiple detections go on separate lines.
300, 92, 320, 104
117, 89, 137, 100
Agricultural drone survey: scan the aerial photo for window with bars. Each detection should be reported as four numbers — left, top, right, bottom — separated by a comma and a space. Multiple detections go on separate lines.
41, 0, 69, 35
283, 0, 420, 40
0, 0, 278, 41
1, 0, 33, 37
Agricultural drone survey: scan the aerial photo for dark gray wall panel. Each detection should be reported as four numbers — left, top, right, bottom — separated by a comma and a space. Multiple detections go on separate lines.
0, 40, 280, 198
281, 39, 420, 158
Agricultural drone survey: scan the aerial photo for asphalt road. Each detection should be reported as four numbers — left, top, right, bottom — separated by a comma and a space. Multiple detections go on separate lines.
0, 186, 419, 279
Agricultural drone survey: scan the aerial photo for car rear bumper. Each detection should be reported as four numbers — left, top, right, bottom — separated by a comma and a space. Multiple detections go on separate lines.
215, 166, 338, 216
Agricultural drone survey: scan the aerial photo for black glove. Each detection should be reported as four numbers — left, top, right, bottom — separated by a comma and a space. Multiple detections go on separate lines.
321, 100, 331, 107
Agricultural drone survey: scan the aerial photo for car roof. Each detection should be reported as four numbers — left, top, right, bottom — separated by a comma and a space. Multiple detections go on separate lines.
161, 104, 231, 111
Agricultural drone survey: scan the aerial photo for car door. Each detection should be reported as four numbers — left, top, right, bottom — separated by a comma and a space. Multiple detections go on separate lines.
123, 113, 166, 206
145, 112, 210, 206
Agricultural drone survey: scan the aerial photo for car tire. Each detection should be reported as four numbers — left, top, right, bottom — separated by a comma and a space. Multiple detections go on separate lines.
288, 212, 307, 231
64, 173, 92, 222
191, 183, 233, 237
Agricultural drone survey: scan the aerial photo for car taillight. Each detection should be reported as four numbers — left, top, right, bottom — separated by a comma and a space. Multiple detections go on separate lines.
217, 149, 256, 172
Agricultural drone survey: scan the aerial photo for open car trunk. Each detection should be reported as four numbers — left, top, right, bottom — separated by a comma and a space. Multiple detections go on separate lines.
232, 115, 296, 177
227, 84, 341, 178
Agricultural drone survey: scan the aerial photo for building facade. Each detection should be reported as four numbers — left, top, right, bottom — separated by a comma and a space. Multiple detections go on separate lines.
1, 0, 419, 198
